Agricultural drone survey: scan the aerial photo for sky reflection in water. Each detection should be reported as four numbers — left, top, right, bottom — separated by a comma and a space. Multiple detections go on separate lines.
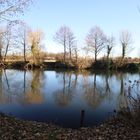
0, 69, 139, 128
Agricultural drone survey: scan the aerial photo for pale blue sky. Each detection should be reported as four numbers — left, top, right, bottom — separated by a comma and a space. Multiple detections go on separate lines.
22, 0, 140, 57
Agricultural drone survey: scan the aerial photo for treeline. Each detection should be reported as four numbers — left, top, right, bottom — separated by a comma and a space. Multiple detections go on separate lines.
0, 22, 139, 70
0, 0, 139, 70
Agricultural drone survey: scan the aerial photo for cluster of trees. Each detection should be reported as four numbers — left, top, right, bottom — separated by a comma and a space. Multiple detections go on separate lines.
0, 0, 46, 67
54, 26, 78, 64
0, 22, 45, 66
54, 25, 133, 63
0, 24, 134, 68
0, 0, 135, 69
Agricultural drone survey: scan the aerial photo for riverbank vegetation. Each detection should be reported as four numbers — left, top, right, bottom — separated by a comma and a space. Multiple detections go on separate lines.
2, 54, 140, 72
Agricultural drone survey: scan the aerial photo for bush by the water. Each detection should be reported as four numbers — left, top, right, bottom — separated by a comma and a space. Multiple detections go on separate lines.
91, 59, 140, 71
120, 80, 140, 127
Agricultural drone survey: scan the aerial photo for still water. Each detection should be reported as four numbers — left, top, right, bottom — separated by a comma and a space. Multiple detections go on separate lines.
0, 69, 139, 128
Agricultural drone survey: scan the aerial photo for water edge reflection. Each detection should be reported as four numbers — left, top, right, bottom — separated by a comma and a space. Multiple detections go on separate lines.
0, 69, 139, 128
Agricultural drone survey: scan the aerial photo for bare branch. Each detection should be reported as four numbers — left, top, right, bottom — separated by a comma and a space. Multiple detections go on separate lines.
0, 0, 32, 22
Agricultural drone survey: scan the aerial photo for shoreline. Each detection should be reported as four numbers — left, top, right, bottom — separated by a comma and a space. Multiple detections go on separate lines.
0, 112, 140, 140
2, 60, 140, 72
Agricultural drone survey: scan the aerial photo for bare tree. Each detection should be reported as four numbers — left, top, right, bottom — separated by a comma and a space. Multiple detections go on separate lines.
73, 44, 78, 64
0, 0, 32, 22
15, 21, 29, 62
106, 35, 115, 60
67, 31, 76, 62
0, 22, 20, 63
3, 25, 12, 62
86, 26, 107, 62
21, 25, 27, 62
54, 26, 67, 63
0, 25, 12, 64
54, 26, 76, 63
120, 30, 132, 59
0, 30, 3, 64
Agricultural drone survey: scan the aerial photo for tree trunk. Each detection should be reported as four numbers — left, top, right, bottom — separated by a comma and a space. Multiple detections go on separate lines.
4, 43, 9, 62
122, 43, 126, 59
107, 48, 110, 70
64, 41, 66, 63
0, 47, 2, 62
94, 51, 97, 62
68, 40, 72, 62
107, 45, 110, 61
75, 49, 78, 64
23, 40, 26, 62
23, 31, 26, 63
69, 47, 72, 61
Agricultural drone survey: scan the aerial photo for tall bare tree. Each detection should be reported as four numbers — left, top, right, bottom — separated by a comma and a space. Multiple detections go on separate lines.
120, 30, 132, 59
67, 31, 76, 62
54, 26, 67, 63
86, 26, 107, 62
73, 44, 78, 64
0, 22, 19, 63
0, 30, 3, 63
15, 21, 29, 62
21, 25, 27, 62
54, 26, 76, 63
3, 25, 12, 62
0, 25, 12, 63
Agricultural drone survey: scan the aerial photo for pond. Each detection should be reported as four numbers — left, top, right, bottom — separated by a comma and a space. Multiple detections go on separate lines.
0, 69, 139, 128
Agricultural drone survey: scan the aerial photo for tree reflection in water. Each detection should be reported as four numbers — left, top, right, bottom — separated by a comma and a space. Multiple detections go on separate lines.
0, 69, 140, 128
54, 71, 115, 108
117, 73, 129, 110
0, 69, 139, 111
117, 73, 140, 111
104, 71, 112, 102
0, 69, 4, 103
0, 69, 13, 103
0, 69, 44, 104
25, 70, 44, 104
82, 73, 111, 108
53, 71, 78, 107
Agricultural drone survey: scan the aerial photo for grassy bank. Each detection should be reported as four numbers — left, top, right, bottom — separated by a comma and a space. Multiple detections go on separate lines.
2, 60, 140, 72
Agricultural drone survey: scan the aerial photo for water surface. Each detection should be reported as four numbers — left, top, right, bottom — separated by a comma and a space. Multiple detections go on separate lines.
0, 69, 139, 128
